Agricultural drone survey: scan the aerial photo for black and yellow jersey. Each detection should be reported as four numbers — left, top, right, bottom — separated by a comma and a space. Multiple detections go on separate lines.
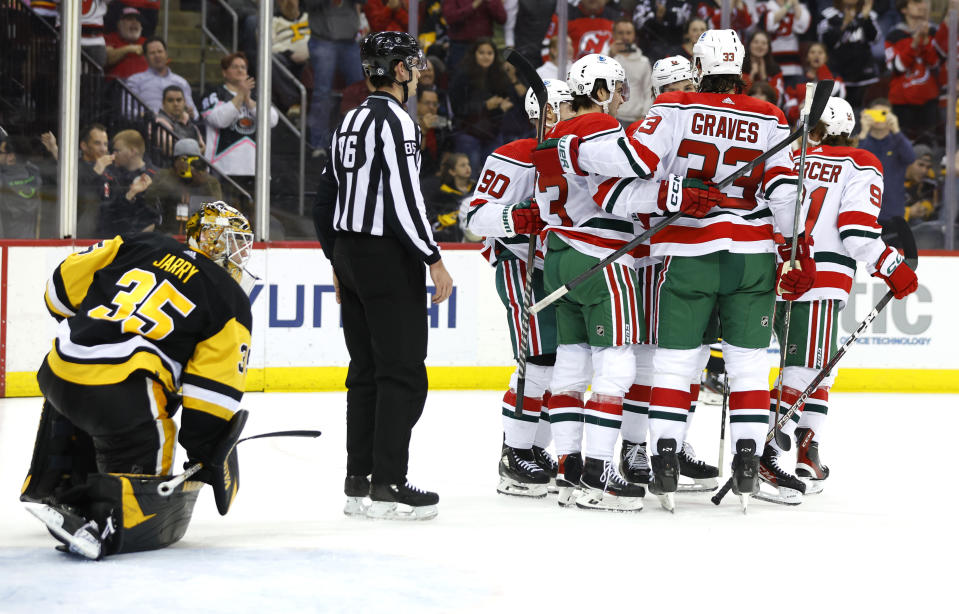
43, 233, 252, 449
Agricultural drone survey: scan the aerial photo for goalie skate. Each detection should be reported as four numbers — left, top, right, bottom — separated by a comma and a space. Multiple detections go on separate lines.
555, 453, 583, 508
25, 502, 113, 560
575, 457, 644, 512
532, 445, 559, 494
756, 445, 805, 506
497, 446, 549, 498
677, 442, 719, 493
368, 482, 439, 521
795, 428, 829, 495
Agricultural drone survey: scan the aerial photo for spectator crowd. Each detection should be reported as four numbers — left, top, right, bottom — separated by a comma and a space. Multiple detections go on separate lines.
1, 0, 956, 244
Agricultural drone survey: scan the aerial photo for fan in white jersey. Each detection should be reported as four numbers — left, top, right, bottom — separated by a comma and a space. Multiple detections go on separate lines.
532, 30, 813, 512
762, 97, 918, 500
465, 79, 573, 498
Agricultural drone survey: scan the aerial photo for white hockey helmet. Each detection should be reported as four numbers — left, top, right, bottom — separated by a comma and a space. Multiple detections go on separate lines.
820, 96, 856, 137
525, 79, 574, 121
566, 53, 629, 112
691, 29, 745, 86
651, 56, 694, 96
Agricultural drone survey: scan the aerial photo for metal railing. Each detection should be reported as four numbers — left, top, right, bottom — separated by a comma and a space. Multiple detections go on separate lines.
199, 0, 307, 216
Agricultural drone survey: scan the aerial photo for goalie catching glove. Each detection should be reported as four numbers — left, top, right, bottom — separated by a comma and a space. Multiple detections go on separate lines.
502, 199, 545, 237
872, 245, 918, 299
658, 175, 723, 217
533, 135, 586, 177
776, 234, 817, 300
186, 409, 248, 516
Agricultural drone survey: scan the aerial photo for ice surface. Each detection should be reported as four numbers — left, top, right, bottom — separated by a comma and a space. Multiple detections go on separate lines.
1, 391, 956, 613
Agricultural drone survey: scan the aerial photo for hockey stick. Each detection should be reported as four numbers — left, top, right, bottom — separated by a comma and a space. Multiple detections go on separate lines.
771, 82, 832, 451
711, 223, 917, 505
717, 372, 729, 478
158, 429, 322, 495
505, 48, 549, 418
529, 81, 835, 316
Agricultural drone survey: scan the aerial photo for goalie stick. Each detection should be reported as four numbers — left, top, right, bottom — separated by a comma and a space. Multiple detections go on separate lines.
158, 429, 322, 496
505, 48, 548, 418
528, 81, 835, 316
711, 220, 917, 506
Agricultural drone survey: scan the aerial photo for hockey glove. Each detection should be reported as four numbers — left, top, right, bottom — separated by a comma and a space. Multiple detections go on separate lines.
503, 199, 545, 237
187, 409, 248, 516
776, 235, 817, 300
533, 135, 587, 177
872, 245, 918, 299
658, 175, 724, 218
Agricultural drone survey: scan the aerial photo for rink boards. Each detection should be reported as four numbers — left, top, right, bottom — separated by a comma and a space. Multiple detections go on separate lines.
0, 241, 955, 396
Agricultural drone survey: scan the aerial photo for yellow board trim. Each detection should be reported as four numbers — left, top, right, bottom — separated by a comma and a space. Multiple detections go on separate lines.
6, 367, 959, 397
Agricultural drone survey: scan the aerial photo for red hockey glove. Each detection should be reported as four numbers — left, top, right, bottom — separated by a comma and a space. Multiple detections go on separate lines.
872, 245, 918, 299
533, 135, 587, 177
776, 235, 816, 300
504, 199, 545, 237
657, 174, 724, 218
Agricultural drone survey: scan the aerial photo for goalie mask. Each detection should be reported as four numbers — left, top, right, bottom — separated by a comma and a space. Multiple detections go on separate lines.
566, 54, 629, 114
524, 79, 573, 127
651, 56, 695, 96
692, 29, 745, 86
185, 201, 254, 286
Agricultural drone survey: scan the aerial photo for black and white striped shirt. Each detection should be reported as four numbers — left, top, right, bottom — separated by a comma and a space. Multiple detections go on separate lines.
330, 92, 441, 264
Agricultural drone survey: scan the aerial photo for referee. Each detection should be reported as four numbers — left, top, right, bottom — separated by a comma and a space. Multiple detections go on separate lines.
313, 31, 453, 520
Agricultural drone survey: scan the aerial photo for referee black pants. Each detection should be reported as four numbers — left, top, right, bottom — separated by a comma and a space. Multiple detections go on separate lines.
333, 234, 429, 485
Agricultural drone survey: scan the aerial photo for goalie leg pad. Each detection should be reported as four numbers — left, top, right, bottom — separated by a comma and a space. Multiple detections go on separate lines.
21, 401, 97, 504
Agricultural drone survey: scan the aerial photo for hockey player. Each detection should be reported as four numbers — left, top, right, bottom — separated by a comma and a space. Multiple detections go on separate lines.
530, 54, 651, 511
465, 79, 574, 498
533, 30, 814, 511
22, 201, 254, 559
619, 54, 720, 493
762, 97, 918, 501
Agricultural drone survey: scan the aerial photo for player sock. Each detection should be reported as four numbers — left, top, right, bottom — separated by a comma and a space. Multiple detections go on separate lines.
502, 389, 541, 449
728, 389, 770, 456
533, 391, 552, 449
797, 387, 829, 442
621, 384, 650, 443
684, 383, 700, 440
548, 393, 584, 456
648, 376, 690, 454
583, 394, 623, 461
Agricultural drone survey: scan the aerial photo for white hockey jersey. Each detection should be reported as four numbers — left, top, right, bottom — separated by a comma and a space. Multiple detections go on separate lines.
577, 91, 799, 259
535, 113, 642, 265
788, 144, 888, 304
466, 138, 541, 267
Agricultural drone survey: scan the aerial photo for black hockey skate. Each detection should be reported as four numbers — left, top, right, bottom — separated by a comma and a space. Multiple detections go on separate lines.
619, 440, 651, 484
344, 475, 370, 517
576, 457, 644, 512
24, 502, 115, 560
368, 482, 439, 520
757, 445, 806, 506
795, 428, 829, 494
677, 442, 719, 493
556, 452, 584, 508
498, 446, 550, 498
730, 440, 761, 513
532, 445, 559, 494
648, 439, 680, 513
